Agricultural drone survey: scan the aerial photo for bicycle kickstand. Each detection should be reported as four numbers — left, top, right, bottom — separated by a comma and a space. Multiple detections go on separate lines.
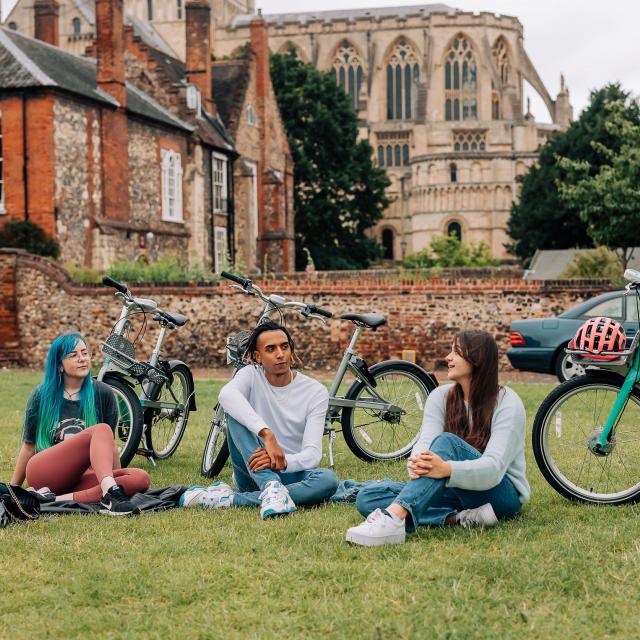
328, 429, 337, 469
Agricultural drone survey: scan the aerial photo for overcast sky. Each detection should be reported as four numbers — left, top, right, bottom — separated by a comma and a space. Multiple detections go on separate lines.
2, 0, 636, 122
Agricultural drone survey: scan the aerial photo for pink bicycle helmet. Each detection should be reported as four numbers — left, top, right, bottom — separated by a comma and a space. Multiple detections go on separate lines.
568, 316, 626, 360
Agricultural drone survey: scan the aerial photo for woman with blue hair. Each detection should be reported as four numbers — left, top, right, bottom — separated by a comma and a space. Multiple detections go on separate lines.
10, 332, 150, 515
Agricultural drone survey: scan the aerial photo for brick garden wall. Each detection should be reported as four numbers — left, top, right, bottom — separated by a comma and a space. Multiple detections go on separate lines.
0, 250, 611, 372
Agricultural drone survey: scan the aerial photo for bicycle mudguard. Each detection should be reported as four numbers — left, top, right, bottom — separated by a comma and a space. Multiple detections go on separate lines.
166, 360, 197, 411
98, 373, 136, 390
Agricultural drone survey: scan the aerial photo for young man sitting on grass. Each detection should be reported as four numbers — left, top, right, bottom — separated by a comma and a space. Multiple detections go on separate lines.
181, 321, 338, 518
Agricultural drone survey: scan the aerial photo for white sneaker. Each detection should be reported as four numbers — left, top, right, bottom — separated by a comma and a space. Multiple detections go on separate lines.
259, 480, 296, 519
456, 503, 498, 528
180, 482, 234, 508
345, 509, 406, 546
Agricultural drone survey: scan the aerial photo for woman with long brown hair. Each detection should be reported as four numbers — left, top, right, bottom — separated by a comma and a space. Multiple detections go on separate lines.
345, 330, 529, 546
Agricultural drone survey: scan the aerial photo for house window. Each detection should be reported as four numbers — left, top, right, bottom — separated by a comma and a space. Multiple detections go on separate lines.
176, 0, 183, 20
212, 153, 228, 213
8, 22, 17, 30
333, 40, 364, 110
444, 34, 477, 121
247, 105, 256, 126
450, 163, 457, 183
214, 226, 227, 273
161, 149, 183, 222
0, 112, 5, 214
386, 39, 420, 120
72, 17, 81, 34
147, 0, 153, 21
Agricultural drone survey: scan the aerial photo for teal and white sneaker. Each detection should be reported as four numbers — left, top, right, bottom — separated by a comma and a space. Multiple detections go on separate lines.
179, 482, 234, 508
259, 481, 296, 519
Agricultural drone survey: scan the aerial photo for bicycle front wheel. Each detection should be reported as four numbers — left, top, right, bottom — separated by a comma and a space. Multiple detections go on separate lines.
146, 364, 193, 459
532, 372, 640, 505
102, 376, 143, 468
341, 360, 436, 462
201, 403, 229, 478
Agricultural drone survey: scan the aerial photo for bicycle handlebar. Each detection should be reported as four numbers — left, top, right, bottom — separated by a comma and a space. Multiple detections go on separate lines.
221, 271, 252, 288
103, 276, 129, 295
307, 304, 333, 318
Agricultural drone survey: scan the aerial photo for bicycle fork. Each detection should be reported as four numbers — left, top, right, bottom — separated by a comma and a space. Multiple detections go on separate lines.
592, 348, 640, 455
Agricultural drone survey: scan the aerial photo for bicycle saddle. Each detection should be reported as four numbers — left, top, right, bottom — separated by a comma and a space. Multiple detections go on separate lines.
339, 313, 386, 328
156, 311, 187, 327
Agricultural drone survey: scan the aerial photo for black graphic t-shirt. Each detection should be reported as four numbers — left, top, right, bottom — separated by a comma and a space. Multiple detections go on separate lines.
22, 381, 119, 446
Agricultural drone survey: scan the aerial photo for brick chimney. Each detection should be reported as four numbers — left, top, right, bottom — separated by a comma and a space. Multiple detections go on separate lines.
34, 0, 59, 47
250, 11, 269, 123
185, 1, 213, 108
95, 0, 126, 106
95, 0, 129, 223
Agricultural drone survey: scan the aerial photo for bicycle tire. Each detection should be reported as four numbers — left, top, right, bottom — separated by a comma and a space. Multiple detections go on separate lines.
341, 360, 437, 462
146, 363, 193, 459
201, 403, 230, 478
102, 376, 144, 468
532, 371, 640, 505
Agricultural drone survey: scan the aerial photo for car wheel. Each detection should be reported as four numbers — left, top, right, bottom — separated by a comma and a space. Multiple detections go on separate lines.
555, 347, 585, 383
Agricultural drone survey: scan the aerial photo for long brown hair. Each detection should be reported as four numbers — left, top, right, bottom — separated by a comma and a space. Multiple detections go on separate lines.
444, 330, 500, 452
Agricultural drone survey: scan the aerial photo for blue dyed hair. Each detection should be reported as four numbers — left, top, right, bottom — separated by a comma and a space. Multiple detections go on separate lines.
35, 332, 96, 452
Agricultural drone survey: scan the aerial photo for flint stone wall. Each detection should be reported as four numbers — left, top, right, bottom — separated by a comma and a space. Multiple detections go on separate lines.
1, 251, 612, 372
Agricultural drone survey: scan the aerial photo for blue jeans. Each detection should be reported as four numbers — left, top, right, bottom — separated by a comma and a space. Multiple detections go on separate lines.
226, 415, 338, 508
355, 432, 522, 533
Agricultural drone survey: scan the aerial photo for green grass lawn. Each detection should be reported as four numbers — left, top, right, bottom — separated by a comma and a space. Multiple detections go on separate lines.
2, 370, 640, 639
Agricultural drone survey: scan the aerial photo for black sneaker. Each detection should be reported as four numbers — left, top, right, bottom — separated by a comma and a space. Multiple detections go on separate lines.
27, 486, 56, 504
99, 485, 138, 516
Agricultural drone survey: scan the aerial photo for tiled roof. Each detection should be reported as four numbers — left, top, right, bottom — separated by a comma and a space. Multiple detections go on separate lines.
212, 60, 251, 136
232, 4, 455, 27
0, 27, 193, 132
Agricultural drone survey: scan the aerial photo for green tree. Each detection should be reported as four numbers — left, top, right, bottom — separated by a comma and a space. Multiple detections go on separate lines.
0, 220, 60, 258
270, 51, 390, 270
507, 84, 640, 265
557, 99, 640, 271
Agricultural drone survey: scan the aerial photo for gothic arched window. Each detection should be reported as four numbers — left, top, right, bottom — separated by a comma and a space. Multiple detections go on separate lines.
386, 39, 420, 121
444, 34, 477, 121
377, 146, 385, 166
492, 37, 510, 85
333, 40, 364, 110
450, 163, 457, 183
402, 144, 409, 166
72, 17, 81, 34
447, 221, 462, 241
382, 229, 394, 260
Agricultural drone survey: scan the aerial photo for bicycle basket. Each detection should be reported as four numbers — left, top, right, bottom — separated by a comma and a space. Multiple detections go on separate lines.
102, 334, 137, 369
226, 330, 252, 366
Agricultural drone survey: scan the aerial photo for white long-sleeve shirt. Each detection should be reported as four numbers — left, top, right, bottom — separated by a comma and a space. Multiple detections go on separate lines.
411, 384, 530, 503
218, 365, 329, 473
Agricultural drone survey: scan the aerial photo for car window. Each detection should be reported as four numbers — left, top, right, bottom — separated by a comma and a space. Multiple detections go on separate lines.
581, 296, 623, 319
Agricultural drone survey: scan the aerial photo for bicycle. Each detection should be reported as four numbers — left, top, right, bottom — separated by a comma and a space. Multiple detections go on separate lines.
98, 277, 196, 467
531, 268, 640, 505
201, 272, 438, 478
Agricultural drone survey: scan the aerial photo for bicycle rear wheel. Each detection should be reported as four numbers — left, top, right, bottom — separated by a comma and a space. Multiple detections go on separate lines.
341, 360, 436, 462
201, 403, 229, 478
146, 363, 193, 459
102, 376, 143, 468
532, 372, 640, 505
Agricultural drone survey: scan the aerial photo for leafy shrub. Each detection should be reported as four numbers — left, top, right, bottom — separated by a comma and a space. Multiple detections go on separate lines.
560, 246, 625, 286
0, 220, 60, 258
403, 234, 500, 269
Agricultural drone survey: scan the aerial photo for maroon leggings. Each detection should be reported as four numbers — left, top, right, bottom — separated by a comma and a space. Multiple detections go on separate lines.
26, 423, 150, 503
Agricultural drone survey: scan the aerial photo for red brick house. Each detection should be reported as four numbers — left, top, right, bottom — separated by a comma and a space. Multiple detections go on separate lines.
0, 0, 237, 272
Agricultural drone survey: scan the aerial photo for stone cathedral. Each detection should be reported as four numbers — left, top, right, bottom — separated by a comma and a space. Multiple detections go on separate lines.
4, 1, 572, 260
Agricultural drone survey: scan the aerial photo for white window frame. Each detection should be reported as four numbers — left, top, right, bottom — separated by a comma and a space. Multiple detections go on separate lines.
214, 225, 228, 274
0, 111, 5, 215
161, 149, 184, 223
247, 105, 257, 126
212, 152, 228, 214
